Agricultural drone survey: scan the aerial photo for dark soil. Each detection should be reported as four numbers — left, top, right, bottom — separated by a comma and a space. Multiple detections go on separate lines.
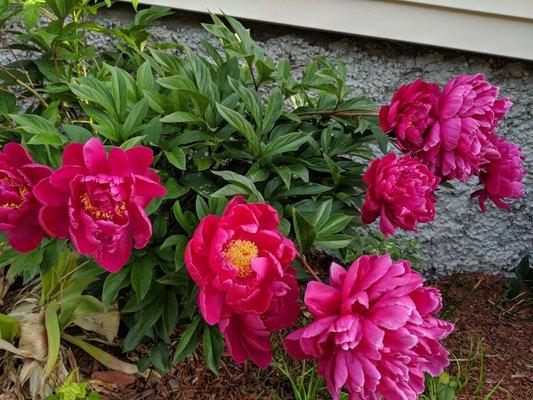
77, 274, 532, 400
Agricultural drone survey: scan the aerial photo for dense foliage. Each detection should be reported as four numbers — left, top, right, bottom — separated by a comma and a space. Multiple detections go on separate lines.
0, 1, 524, 399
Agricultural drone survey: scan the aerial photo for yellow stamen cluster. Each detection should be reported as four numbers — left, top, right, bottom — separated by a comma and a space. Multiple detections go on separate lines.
224, 239, 258, 277
0, 185, 27, 210
80, 193, 126, 221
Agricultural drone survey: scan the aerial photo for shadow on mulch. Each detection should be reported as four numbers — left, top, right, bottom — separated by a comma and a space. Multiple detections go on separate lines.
81, 274, 531, 400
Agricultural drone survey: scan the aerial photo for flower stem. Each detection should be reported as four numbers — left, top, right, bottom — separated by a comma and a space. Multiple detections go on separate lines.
299, 254, 322, 283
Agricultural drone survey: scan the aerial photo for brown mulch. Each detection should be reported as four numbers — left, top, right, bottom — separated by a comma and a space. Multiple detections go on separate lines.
435, 274, 533, 400
75, 274, 531, 400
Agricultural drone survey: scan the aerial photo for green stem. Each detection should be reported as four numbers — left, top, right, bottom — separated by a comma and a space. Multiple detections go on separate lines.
0, 66, 49, 107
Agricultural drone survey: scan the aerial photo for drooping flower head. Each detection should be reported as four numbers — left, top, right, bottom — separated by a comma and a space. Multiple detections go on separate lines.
426, 74, 512, 180
0, 143, 52, 252
471, 133, 525, 212
185, 196, 299, 368
361, 153, 439, 237
379, 79, 440, 153
284, 255, 453, 400
33, 138, 166, 272
380, 75, 512, 181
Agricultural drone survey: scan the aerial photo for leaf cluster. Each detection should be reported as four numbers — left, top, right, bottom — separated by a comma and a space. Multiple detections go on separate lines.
0, 1, 419, 374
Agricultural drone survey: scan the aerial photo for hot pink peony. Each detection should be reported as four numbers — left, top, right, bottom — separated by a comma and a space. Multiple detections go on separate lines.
284, 255, 453, 400
33, 138, 166, 272
185, 196, 299, 368
381, 75, 512, 181
379, 79, 440, 154
426, 74, 512, 180
361, 153, 439, 238
471, 133, 525, 212
0, 143, 52, 252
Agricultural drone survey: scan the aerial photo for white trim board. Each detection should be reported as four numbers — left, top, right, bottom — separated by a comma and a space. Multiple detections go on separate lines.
122, 0, 533, 60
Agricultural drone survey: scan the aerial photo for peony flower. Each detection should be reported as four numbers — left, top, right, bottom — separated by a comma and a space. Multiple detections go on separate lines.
425, 74, 512, 180
361, 153, 439, 238
471, 133, 525, 212
185, 196, 299, 368
33, 138, 166, 272
0, 143, 52, 252
284, 254, 453, 400
381, 75, 512, 181
379, 79, 441, 154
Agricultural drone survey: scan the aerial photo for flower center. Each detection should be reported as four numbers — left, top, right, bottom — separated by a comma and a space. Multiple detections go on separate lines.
0, 177, 27, 210
80, 193, 126, 221
224, 239, 258, 277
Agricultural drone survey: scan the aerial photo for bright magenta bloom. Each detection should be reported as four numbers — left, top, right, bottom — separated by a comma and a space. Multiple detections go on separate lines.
0, 143, 52, 252
379, 79, 440, 154
361, 153, 439, 238
380, 75, 512, 181
284, 255, 453, 400
426, 74, 512, 180
185, 196, 299, 368
471, 134, 525, 212
34, 138, 165, 272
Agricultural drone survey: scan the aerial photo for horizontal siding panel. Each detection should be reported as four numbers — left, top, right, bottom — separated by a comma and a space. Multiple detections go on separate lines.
122, 0, 533, 60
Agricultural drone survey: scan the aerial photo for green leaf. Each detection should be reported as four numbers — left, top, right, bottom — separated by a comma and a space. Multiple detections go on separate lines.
313, 199, 333, 228
275, 165, 292, 189
195, 195, 209, 220
44, 299, 60, 379
262, 132, 310, 158
63, 125, 93, 142
23, 2, 41, 29
150, 343, 170, 373
0, 313, 20, 342
131, 261, 153, 301
216, 103, 260, 156
102, 267, 130, 310
315, 234, 354, 249
123, 98, 149, 136
212, 170, 264, 201
277, 183, 331, 198
228, 77, 262, 129
120, 135, 146, 149
10, 114, 64, 145
515, 254, 531, 280
160, 111, 201, 124
180, 173, 218, 196
110, 67, 129, 119
324, 153, 341, 186
370, 123, 389, 154
173, 200, 194, 235
292, 208, 316, 253
211, 184, 248, 198
318, 213, 354, 236
137, 297, 164, 337
137, 60, 155, 91
203, 325, 224, 374
165, 148, 187, 170
0, 92, 17, 117
262, 88, 284, 134
173, 316, 202, 363
54, 373, 88, 400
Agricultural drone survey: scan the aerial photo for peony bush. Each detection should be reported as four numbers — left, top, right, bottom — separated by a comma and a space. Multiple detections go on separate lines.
0, 1, 525, 399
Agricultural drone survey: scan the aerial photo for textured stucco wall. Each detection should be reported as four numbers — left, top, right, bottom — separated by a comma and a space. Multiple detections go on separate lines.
6, 5, 533, 275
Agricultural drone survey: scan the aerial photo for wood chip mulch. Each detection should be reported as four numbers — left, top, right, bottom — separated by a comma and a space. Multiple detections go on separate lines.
435, 274, 532, 400
79, 274, 531, 400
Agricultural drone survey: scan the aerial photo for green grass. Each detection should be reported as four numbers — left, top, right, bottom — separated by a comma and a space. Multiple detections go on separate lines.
422, 339, 505, 400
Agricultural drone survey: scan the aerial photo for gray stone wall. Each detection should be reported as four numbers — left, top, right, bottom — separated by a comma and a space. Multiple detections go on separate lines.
6, 5, 533, 275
